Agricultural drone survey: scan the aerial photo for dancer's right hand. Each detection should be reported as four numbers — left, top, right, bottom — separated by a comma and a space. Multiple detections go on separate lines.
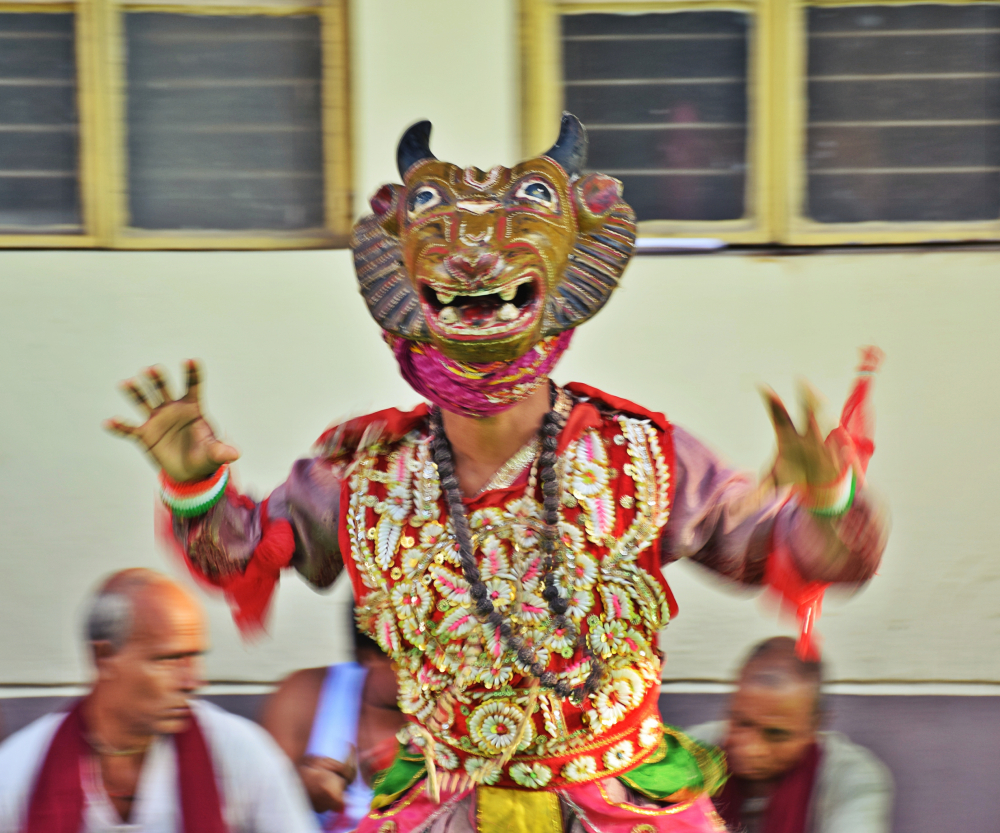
104, 359, 239, 483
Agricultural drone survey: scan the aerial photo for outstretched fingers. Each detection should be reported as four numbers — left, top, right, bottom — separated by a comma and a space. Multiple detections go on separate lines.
145, 365, 174, 407
120, 378, 156, 416
760, 386, 797, 446
103, 417, 139, 438
797, 380, 828, 447
182, 359, 202, 404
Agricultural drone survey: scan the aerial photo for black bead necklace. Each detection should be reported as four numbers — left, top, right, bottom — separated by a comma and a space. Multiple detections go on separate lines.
428, 388, 606, 703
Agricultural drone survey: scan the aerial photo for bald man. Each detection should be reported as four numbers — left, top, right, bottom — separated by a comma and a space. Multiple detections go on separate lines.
0, 569, 319, 833
687, 638, 892, 833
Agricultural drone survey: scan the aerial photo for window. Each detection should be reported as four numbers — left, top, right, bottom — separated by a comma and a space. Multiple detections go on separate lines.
0, 10, 82, 234
522, 0, 1000, 245
0, 0, 349, 249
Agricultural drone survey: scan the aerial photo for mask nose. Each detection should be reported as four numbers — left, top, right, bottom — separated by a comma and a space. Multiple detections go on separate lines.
445, 251, 500, 288
456, 198, 500, 214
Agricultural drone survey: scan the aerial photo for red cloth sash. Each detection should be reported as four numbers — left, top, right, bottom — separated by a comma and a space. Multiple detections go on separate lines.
714, 743, 821, 833
22, 699, 227, 833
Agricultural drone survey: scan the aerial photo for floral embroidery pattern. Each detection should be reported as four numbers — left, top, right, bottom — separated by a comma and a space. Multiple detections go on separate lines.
588, 668, 645, 731
467, 700, 536, 755
435, 745, 459, 771
603, 740, 635, 771
569, 430, 616, 544
464, 755, 501, 785
639, 716, 663, 749
562, 755, 598, 782
509, 761, 553, 789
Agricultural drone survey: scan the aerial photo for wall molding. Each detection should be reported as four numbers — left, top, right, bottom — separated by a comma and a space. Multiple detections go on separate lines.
4, 681, 1000, 699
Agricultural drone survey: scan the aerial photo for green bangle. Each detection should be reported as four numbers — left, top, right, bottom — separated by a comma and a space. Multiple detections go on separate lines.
809, 469, 856, 518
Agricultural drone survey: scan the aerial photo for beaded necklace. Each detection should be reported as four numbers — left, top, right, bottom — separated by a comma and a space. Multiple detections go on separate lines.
428, 385, 605, 704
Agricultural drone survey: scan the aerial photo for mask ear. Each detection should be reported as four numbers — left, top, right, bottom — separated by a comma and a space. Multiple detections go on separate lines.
575, 173, 625, 231
541, 176, 636, 335
369, 183, 402, 236
351, 214, 430, 341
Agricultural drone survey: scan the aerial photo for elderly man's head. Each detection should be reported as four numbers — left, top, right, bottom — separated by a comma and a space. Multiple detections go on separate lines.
85, 569, 207, 737
724, 637, 824, 782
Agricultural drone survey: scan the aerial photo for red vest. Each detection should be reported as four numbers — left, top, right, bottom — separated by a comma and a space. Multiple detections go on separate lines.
337, 384, 678, 791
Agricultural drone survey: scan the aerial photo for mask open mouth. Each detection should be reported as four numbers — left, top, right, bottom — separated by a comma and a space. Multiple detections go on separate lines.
420, 276, 540, 341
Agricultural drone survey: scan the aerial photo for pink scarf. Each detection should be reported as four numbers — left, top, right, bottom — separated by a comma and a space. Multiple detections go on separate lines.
388, 331, 574, 418
22, 698, 227, 833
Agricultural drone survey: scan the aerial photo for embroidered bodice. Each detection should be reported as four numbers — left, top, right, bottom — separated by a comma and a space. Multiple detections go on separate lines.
341, 398, 675, 789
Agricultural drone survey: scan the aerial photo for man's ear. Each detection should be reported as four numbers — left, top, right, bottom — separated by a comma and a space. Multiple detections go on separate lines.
91, 640, 119, 681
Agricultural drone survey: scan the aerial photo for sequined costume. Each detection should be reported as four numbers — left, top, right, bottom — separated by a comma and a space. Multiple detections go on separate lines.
157, 116, 886, 833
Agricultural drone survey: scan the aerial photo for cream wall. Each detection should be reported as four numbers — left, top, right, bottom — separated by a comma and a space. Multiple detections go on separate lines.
1, 0, 998, 685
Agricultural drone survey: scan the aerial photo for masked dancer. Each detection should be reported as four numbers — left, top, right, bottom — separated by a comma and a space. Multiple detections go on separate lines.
107, 115, 887, 833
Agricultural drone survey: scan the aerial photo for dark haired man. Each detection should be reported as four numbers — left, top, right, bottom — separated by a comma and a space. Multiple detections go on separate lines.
0, 569, 318, 833
688, 637, 892, 833
261, 612, 405, 832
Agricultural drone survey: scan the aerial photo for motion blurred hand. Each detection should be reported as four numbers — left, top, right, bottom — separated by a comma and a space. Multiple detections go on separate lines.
300, 751, 357, 814
762, 382, 844, 490
104, 360, 239, 482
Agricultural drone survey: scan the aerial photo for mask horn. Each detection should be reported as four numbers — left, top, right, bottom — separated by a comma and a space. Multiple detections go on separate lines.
397, 120, 437, 179
543, 112, 588, 177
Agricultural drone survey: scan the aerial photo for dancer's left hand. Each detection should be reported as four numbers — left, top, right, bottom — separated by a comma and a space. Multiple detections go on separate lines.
762, 382, 845, 489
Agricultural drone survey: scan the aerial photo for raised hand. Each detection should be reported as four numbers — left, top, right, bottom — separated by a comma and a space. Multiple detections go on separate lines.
105, 360, 239, 483
762, 382, 845, 491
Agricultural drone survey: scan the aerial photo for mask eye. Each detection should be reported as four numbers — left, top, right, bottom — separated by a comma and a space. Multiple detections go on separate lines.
515, 178, 557, 210
408, 185, 442, 215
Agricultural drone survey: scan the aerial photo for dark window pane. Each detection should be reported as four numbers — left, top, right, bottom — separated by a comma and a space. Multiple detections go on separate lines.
561, 12, 749, 222
806, 4, 1000, 223
0, 13, 81, 232
125, 13, 325, 232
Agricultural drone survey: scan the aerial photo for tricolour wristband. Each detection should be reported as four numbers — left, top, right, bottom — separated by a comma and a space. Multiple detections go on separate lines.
159, 464, 229, 519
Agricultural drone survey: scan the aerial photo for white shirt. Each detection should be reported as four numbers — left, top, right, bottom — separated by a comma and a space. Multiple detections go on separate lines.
305, 663, 374, 832
0, 700, 320, 833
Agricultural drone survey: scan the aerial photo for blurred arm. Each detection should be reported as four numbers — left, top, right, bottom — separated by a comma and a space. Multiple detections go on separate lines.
260, 667, 354, 814
663, 425, 886, 586
171, 456, 344, 588
165, 456, 344, 632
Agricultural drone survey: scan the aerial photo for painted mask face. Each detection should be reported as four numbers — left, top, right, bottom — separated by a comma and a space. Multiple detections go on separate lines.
352, 114, 637, 364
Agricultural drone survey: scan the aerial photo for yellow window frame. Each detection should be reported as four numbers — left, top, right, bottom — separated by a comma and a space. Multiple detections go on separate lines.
0, 0, 351, 250
522, 0, 1000, 245
780, 0, 1000, 245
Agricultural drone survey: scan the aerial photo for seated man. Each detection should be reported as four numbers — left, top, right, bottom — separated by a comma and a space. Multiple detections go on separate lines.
687, 637, 892, 833
0, 568, 318, 833
261, 613, 405, 832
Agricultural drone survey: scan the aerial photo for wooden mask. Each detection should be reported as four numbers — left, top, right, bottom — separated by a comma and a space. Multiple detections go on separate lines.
351, 114, 637, 364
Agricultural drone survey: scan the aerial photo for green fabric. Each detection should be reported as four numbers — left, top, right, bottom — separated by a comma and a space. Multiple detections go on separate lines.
370, 727, 726, 808
370, 744, 427, 808
617, 725, 728, 800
